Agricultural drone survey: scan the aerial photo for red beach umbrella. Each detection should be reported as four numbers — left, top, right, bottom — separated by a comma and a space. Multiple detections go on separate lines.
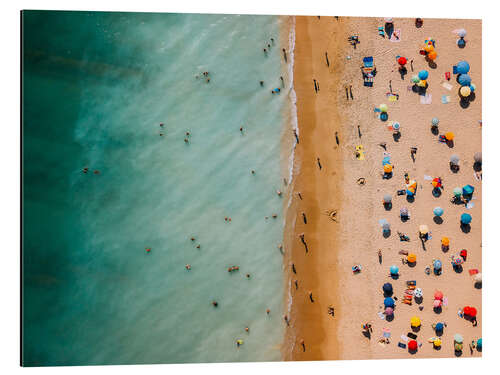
408, 340, 418, 351
463, 306, 471, 316
398, 56, 407, 65
434, 291, 444, 300
468, 307, 477, 317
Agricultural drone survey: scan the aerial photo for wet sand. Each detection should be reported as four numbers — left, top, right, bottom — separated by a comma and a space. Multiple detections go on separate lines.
284, 16, 481, 360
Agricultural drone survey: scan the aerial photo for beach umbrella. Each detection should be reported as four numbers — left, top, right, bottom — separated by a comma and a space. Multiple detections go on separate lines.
398, 56, 407, 65
433, 338, 442, 348
458, 74, 472, 86
450, 154, 460, 165
441, 237, 450, 246
477, 338, 482, 350
380, 103, 388, 112
414, 288, 423, 298
419, 225, 429, 235
384, 164, 393, 173
445, 132, 455, 141
474, 152, 482, 163
400, 207, 409, 217
464, 306, 471, 315
392, 122, 400, 131
453, 187, 463, 197
424, 43, 434, 53
390, 265, 399, 275
384, 17, 393, 22
463, 184, 474, 195
407, 180, 417, 190
456, 61, 470, 75
454, 334, 464, 344
433, 260, 442, 270
410, 316, 421, 327
434, 291, 444, 300
457, 29, 467, 37
382, 156, 391, 165
468, 307, 477, 317
385, 307, 394, 315
433, 207, 444, 217
408, 340, 418, 351
461, 213, 472, 224
433, 299, 442, 308
407, 253, 417, 263
474, 273, 482, 283
384, 297, 395, 308
383, 282, 393, 294
383, 194, 392, 203
418, 70, 429, 80
470, 83, 476, 92
432, 178, 441, 188
452, 255, 464, 266
406, 188, 415, 196
435, 322, 444, 332
431, 117, 439, 126
460, 85, 471, 97
427, 50, 437, 60
411, 75, 420, 83
382, 223, 391, 232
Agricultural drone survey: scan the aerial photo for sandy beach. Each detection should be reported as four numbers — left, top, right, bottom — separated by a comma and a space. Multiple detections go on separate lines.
284, 16, 481, 360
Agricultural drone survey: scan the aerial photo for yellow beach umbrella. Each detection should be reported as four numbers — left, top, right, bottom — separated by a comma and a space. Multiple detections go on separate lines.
411, 316, 421, 327
384, 164, 393, 173
417, 79, 427, 88
441, 237, 450, 247
460, 86, 471, 97
433, 338, 442, 348
407, 253, 417, 263
445, 132, 455, 141
419, 225, 429, 235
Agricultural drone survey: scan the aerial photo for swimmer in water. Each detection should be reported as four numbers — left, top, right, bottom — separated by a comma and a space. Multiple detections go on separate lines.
212, 301, 218, 307
266, 309, 271, 314
185, 264, 191, 270
82, 167, 89, 174
277, 190, 282, 196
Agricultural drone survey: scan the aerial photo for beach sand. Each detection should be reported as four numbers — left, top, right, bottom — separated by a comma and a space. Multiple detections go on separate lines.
284, 16, 481, 360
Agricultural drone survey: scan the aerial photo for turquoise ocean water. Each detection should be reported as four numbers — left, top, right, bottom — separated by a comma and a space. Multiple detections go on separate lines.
22, 10, 294, 366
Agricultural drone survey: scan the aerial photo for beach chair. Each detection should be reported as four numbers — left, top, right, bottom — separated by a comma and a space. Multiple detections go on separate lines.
361, 57, 376, 87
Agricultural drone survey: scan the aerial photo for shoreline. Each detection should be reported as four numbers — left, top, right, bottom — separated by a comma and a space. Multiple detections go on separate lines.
281, 15, 350, 361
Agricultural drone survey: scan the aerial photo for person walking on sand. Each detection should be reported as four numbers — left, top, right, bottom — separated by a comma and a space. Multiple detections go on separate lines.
294, 129, 299, 144
410, 147, 417, 162
309, 291, 314, 303
282, 48, 287, 62
280, 76, 285, 88
325, 51, 330, 67
294, 279, 299, 289
299, 233, 308, 253
313, 79, 318, 93
283, 314, 290, 326
335, 131, 340, 145
378, 249, 382, 264
297, 192, 303, 200
302, 212, 307, 224
300, 339, 306, 352
317, 157, 322, 170
292, 263, 297, 274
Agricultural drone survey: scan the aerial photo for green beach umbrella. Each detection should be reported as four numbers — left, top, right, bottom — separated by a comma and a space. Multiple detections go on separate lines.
453, 187, 463, 197
454, 333, 463, 343
411, 75, 420, 84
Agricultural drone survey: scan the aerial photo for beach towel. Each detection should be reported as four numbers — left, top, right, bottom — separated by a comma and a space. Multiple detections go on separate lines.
420, 93, 432, 104
389, 29, 401, 42
441, 95, 451, 104
442, 82, 453, 91
356, 145, 365, 160
469, 269, 479, 276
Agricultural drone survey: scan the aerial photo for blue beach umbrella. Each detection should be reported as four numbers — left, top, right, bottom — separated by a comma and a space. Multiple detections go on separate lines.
418, 70, 429, 80
384, 297, 395, 308
463, 184, 475, 196
390, 265, 399, 275
477, 338, 482, 350
461, 213, 472, 224
433, 259, 442, 269
433, 207, 444, 217
406, 189, 415, 196
458, 74, 472, 86
383, 283, 393, 294
435, 322, 444, 332
456, 61, 470, 75
470, 83, 476, 92
382, 156, 391, 165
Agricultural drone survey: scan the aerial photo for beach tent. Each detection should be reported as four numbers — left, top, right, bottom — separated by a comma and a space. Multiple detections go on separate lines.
408, 340, 418, 351
458, 74, 472, 86
410, 316, 421, 327
456, 61, 470, 74
433, 207, 444, 217
407, 253, 417, 263
390, 265, 399, 275
384, 297, 395, 308
382, 283, 393, 294
463, 185, 474, 196
433, 259, 442, 270
461, 213, 472, 224
434, 291, 444, 300
454, 334, 464, 343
